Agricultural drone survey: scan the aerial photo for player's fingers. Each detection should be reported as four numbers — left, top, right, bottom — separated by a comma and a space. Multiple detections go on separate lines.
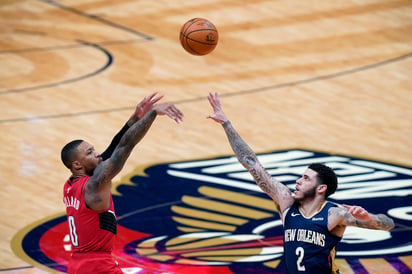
167, 107, 183, 122
171, 105, 183, 114
144, 92, 155, 103
208, 93, 216, 106
147, 91, 158, 100
150, 95, 163, 105
213, 92, 220, 103
208, 94, 221, 111
149, 92, 162, 101
169, 105, 183, 117
206, 114, 216, 120
207, 94, 212, 104
354, 207, 364, 215
170, 113, 182, 123
209, 92, 216, 100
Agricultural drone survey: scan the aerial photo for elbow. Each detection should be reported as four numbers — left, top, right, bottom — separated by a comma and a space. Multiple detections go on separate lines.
381, 216, 395, 231
239, 155, 258, 168
387, 218, 395, 231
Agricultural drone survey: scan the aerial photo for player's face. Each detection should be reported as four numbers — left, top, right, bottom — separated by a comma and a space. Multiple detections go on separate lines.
75, 141, 102, 175
294, 168, 320, 200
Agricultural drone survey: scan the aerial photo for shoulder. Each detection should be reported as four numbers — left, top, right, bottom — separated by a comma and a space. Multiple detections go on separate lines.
327, 204, 348, 225
327, 204, 348, 236
328, 205, 346, 217
65, 176, 89, 187
282, 202, 298, 221
327, 201, 348, 216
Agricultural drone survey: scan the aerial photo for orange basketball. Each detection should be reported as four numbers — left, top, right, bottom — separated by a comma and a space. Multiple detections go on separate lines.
179, 18, 218, 56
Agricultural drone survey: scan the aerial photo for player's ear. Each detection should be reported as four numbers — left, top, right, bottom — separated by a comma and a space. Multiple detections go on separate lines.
72, 160, 82, 171
318, 184, 327, 194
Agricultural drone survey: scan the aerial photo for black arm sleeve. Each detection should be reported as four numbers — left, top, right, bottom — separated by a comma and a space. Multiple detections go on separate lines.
100, 123, 130, 160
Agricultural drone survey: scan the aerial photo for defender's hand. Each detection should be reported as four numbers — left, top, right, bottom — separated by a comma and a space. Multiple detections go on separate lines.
207, 92, 228, 124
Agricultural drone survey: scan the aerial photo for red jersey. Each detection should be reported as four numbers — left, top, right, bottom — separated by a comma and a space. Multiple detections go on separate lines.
63, 176, 117, 253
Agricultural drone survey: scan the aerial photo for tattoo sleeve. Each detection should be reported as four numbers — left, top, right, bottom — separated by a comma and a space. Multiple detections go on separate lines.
222, 121, 293, 207
111, 110, 157, 173
345, 212, 395, 231
91, 110, 157, 188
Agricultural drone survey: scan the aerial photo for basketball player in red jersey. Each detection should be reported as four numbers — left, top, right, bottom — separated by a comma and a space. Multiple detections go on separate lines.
61, 92, 183, 273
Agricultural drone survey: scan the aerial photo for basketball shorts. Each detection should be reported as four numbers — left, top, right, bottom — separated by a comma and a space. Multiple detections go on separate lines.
68, 252, 123, 274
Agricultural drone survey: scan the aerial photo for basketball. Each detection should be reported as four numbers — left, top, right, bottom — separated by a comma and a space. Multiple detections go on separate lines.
179, 18, 218, 56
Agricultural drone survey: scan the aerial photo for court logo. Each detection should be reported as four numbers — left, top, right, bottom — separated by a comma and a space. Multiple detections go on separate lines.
14, 149, 412, 273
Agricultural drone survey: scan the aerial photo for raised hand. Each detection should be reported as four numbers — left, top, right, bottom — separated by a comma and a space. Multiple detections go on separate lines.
127, 92, 164, 126
207, 92, 228, 124
135, 92, 164, 119
153, 102, 184, 124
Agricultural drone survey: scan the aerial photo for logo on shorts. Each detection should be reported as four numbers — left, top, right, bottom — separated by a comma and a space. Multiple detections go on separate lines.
13, 149, 412, 273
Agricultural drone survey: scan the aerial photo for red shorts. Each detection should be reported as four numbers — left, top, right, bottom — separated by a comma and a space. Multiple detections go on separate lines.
68, 252, 123, 274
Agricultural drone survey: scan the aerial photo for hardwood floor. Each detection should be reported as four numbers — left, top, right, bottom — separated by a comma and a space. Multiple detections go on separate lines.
0, 0, 411, 273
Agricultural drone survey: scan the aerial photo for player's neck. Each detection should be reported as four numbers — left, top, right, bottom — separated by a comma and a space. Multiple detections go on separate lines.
71, 167, 90, 178
299, 199, 327, 218
71, 171, 87, 179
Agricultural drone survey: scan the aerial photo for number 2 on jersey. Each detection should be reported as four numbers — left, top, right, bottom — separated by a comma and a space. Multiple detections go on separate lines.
296, 246, 306, 271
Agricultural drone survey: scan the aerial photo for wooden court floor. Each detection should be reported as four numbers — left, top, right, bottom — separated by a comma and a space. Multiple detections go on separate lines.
0, 0, 411, 273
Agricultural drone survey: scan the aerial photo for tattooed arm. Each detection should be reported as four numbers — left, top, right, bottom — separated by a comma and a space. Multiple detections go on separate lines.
328, 205, 394, 235
85, 102, 184, 211
207, 92, 295, 214
341, 204, 394, 231
100, 92, 163, 160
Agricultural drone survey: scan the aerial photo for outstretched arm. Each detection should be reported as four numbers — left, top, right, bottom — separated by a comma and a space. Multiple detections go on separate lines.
341, 204, 394, 231
86, 101, 184, 210
329, 204, 394, 234
207, 92, 294, 214
100, 92, 163, 160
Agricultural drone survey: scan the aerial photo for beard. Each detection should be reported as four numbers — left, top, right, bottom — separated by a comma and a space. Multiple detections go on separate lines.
85, 161, 99, 176
295, 185, 317, 201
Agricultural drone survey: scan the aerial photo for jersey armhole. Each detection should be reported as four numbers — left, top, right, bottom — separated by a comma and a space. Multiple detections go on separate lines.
282, 207, 291, 224
80, 177, 89, 195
